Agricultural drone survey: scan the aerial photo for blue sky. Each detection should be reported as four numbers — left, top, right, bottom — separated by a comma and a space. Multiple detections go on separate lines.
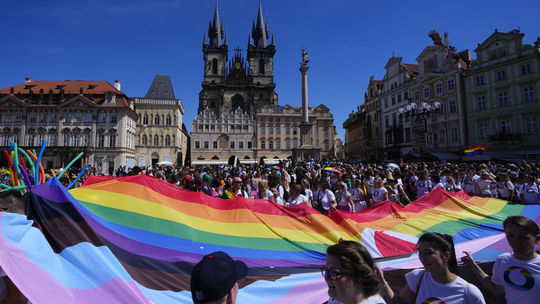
1, 0, 539, 139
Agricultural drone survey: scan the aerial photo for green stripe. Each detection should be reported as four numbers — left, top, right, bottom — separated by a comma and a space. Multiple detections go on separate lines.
419, 202, 523, 236
79, 200, 328, 253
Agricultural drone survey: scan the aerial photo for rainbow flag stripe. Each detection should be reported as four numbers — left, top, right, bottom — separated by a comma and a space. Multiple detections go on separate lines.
464, 144, 486, 156
0, 175, 538, 303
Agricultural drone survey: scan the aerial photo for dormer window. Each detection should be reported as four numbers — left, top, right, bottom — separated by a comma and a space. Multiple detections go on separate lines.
104, 92, 116, 105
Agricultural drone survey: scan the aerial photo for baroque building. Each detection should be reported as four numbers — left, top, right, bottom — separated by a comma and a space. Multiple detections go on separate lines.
463, 29, 540, 161
191, 3, 335, 165
342, 108, 365, 162
134, 75, 187, 167
379, 56, 418, 160
0, 79, 137, 173
406, 31, 471, 158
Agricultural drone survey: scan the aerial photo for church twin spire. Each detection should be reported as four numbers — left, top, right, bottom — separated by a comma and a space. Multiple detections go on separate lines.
204, 2, 273, 49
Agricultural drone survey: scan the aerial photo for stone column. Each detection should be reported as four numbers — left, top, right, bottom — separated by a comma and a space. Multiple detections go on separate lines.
300, 50, 309, 123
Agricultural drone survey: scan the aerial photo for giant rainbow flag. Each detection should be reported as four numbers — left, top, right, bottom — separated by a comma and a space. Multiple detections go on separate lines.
0, 174, 538, 303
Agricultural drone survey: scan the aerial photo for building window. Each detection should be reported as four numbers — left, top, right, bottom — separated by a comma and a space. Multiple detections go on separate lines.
293, 128, 297, 135
109, 134, 117, 147
523, 86, 535, 102
384, 98, 388, 108
84, 113, 92, 122
499, 119, 512, 134
247, 141, 252, 149
526, 117, 538, 134
423, 87, 430, 98
275, 127, 280, 135
239, 141, 244, 149
498, 91, 508, 107
203, 140, 208, 149
194, 141, 200, 149
391, 95, 395, 105
449, 100, 457, 113
403, 91, 408, 100
165, 135, 171, 146
268, 127, 273, 135
450, 128, 458, 142
166, 115, 171, 125
154, 135, 159, 146
477, 122, 488, 138
293, 139, 298, 148
143, 114, 148, 125
110, 113, 117, 123
259, 59, 265, 74
324, 141, 329, 151
142, 134, 147, 145
438, 102, 444, 116
73, 134, 80, 147
285, 127, 290, 135
229, 140, 235, 149
269, 140, 273, 149
213, 141, 218, 149
397, 94, 402, 103
436, 83, 443, 94
63, 134, 70, 146
477, 96, 486, 111
439, 129, 446, 144
496, 70, 506, 81
447, 79, 455, 90
414, 91, 420, 101
212, 58, 218, 74
324, 128, 329, 138
64, 113, 72, 123
260, 140, 265, 149
98, 134, 105, 147
476, 76, 484, 86
385, 116, 389, 128
98, 113, 106, 123
276, 139, 281, 149
285, 139, 290, 149
154, 115, 160, 125
260, 126, 265, 135
521, 63, 531, 75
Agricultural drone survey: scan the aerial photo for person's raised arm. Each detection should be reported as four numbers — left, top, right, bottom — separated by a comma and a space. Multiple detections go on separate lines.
461, 251, 504, 296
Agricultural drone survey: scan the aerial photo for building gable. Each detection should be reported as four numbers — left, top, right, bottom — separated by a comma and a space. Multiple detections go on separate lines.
0, 95, 27, 109
57, 95, 97, 109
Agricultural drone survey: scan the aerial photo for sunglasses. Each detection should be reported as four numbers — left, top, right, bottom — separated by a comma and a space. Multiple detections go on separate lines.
320, 267, 349, 280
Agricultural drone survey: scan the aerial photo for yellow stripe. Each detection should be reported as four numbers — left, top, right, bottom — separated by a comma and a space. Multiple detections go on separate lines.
71, 189, 350, 244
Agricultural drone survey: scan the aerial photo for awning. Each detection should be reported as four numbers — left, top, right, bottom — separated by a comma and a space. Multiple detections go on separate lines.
191, 160, 228, 166
240, 160, 257, 164
430, 152, 461, 160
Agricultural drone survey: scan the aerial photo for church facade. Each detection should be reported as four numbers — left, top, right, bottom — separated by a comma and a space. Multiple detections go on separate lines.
191, 4, 335, 165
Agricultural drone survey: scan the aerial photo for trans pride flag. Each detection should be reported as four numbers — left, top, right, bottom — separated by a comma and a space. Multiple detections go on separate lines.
0, 175, 538, 303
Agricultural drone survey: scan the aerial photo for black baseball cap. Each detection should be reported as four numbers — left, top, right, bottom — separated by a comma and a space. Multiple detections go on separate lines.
190, 251, 248, 303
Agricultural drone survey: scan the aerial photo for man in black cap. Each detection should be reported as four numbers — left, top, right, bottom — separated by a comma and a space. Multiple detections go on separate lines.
190, 251, 248, 304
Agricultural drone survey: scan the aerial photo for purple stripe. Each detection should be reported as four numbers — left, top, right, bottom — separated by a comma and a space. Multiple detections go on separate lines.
79, 204, 319, 268
266, 276, 328, 304
0, 214, 151, 304
32, 180, 72, 203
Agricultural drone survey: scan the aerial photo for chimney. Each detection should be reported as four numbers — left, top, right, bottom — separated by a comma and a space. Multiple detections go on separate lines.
25, 77, 33, 83
114, 80, 121, 91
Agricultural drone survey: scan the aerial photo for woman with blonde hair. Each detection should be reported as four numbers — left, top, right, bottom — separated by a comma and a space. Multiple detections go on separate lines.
336, 182, 354, 212
256, 179, 274, 201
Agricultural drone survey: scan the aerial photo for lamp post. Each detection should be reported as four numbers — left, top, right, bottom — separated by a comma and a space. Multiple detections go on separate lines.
398, 100, 440, 162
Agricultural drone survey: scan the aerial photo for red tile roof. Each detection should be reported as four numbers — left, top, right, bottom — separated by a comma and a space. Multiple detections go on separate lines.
404, 64, 419, 77
0, 80, 130, 108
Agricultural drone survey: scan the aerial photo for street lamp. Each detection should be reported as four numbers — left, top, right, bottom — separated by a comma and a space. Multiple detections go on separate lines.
398, 100, 441, 161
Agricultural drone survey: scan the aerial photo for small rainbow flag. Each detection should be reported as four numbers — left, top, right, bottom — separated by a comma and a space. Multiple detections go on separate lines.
464, 144, 486, 156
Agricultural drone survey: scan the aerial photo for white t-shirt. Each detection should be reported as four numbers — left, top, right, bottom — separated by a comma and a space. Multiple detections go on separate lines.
521, 184, 540, 204
371, 187, 388, 204
305, 188, 314, 201
492, 252, 540, 304
406, 269, 485, 304
257, 189, 273, 200
476, 179, 493, 196
327, 294, 386, 304
496, 181, 514, 199
415, 180, 431, 198
316, 189, 336, 210
288, 194, 308, 206
350, 188, 367, 211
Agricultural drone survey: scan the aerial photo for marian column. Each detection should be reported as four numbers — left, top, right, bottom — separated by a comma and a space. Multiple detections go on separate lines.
293, 49, 320, 163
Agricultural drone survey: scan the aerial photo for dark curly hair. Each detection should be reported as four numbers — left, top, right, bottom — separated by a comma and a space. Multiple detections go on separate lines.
326, 241, 381, 297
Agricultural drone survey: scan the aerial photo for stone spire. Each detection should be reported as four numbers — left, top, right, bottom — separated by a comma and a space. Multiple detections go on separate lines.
207, 2, 225, 47
251, 3, 268, 48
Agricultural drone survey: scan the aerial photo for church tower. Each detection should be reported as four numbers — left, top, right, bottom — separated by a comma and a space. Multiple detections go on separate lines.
202, 3, 228, 84
200, 3, 228, 114
247, 3, 277, 106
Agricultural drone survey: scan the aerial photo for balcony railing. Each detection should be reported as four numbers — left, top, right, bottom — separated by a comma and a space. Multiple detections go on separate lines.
489, 133, 522, 142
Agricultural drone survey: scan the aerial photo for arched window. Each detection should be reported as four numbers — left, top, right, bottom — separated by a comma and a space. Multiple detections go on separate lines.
142, 134, 147, 145
166, 115, 171, 125
143, 114, 148, 125
154, 135, 159, 146
212, 58, 218, 74
154, 115, 160, 125
165, 135, 171, 146
259, 59, 265, 74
